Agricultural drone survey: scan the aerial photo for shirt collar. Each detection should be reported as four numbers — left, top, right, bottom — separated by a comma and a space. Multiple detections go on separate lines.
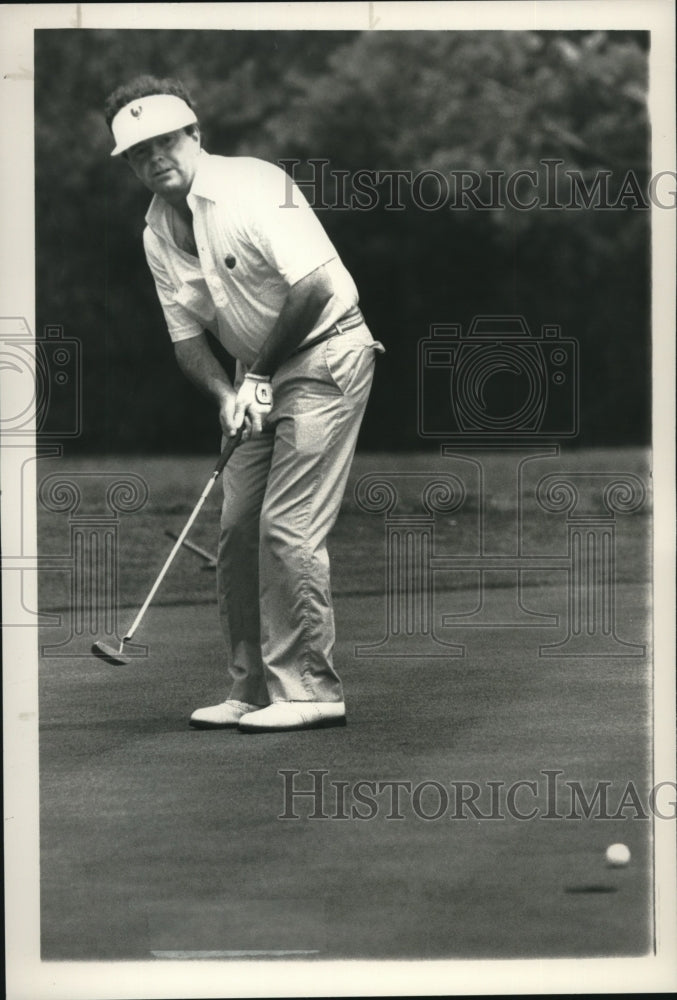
187, 149, 221, 202
144, 150, 220, 237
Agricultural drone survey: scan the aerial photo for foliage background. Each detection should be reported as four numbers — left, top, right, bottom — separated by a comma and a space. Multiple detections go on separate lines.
34, 29, 651, 453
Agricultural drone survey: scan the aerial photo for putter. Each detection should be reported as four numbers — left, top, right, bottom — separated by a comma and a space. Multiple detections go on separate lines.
92, 428, 243, 665
164, 530, 217, 568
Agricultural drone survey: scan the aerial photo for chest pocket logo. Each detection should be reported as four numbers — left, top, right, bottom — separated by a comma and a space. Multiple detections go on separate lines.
225, 254, 237, 270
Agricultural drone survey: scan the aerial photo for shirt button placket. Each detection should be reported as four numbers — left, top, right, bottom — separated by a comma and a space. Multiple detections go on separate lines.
207, 255, 228, 309
194, 208, 228, 309
192, 216, 214, 295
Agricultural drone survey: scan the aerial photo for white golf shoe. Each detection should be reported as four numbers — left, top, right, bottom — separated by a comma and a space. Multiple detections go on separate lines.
189, 699, 263, 729
238, 702, 347, 733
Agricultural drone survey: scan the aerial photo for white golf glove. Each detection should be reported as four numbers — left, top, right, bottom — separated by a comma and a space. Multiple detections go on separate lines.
234, 374, 273, 438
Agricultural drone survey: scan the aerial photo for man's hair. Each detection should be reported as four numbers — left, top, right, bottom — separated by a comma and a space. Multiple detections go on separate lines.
104, 75, 197, 129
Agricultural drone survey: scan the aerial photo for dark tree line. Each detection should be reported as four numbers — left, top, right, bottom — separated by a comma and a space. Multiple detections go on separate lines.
35, 29, 651, 453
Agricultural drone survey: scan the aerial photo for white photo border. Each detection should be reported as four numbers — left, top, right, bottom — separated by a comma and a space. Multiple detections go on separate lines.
2, 2, 675, 997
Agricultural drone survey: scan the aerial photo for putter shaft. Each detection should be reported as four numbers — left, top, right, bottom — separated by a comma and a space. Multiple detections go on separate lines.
123, 473, 219, 640
121, 429, 242, 641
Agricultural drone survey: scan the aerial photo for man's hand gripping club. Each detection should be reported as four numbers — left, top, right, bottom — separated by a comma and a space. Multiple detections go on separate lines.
223, 374, 273, 442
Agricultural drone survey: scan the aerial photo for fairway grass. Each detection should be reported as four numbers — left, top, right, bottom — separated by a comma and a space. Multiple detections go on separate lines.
39, 588, 653, 961
36, 446, 656, 961
37, 447, 651, 612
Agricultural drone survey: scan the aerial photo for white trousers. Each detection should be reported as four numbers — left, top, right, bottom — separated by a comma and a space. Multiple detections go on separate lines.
217, 325, 383, 704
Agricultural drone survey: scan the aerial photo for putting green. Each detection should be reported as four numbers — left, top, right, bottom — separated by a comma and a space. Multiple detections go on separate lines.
39, 583, 651, 960
38, 449, 653, 960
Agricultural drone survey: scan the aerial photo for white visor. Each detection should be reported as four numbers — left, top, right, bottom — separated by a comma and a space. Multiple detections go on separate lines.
110, 94, 198, 156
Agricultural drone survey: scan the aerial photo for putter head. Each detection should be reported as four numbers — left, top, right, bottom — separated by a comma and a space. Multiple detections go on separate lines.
91, 640, 131, 666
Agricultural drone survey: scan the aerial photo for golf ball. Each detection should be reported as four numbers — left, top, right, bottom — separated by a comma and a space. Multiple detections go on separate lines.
605, 843, 631, 867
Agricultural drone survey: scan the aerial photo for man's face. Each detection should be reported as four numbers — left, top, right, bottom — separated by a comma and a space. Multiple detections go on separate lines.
126, 127, 201, 201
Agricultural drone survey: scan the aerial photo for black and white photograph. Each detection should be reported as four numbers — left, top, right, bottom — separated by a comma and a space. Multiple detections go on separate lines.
2, 2, 676, 997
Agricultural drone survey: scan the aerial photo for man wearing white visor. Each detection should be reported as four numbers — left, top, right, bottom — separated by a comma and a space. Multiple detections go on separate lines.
105, 76, 383, 732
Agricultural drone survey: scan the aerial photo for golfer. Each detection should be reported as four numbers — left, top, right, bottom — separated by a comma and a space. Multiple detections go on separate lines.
105, 76, 383, 732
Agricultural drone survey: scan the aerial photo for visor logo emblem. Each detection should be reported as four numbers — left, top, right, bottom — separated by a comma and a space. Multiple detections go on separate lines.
130, 105, 143, 118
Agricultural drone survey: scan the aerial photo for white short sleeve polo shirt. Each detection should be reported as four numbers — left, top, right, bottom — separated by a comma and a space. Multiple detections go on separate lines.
143, 152, 359, 365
